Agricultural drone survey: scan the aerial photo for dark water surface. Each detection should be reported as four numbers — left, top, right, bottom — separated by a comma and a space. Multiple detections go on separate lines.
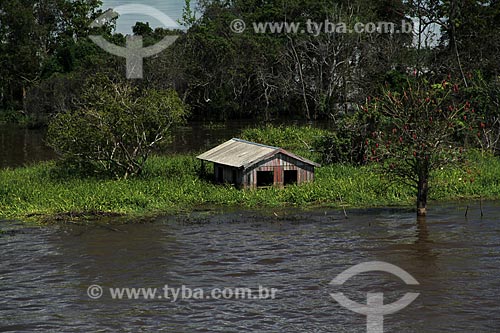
0, 121, 254, 169
1, 203, 499, 332
0, 126, 55, 169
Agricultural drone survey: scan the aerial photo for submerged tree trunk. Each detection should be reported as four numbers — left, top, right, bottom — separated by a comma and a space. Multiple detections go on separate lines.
417, 175, 429, 216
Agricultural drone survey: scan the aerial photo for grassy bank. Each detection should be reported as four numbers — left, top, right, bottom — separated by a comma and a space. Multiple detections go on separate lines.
1, 149, 500, 221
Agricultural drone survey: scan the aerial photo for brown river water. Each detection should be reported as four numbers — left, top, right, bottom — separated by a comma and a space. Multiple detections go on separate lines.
1, 124, 499, 332
1, 204, 499, 332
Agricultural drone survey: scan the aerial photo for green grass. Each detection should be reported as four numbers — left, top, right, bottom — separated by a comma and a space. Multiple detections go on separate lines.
1, 151, 500, 222
431, 150, 500, 200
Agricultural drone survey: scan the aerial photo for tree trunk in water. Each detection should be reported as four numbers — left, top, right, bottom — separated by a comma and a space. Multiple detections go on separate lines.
417, 176, 429, 216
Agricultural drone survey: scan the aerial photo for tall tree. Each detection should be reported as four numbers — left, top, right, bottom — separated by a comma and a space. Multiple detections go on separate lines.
364, 77, 481, 216
173, 0, 413, 120
408, 0, 500, 82
0, 0, 105, 112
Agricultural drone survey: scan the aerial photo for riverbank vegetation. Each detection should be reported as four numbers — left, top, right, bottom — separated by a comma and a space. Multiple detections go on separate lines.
47, 75, 188, 179
1, 1, 499, 125
1, 141, 499, 221
2, 1, 500, 221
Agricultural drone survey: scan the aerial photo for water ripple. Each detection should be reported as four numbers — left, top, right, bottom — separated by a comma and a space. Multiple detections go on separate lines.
1, 203, 499, 332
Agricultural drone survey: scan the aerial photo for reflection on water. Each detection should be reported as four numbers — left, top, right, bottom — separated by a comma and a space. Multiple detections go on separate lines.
0, 126, 55, 169
1, 203, 499, 332
0, 122, 248, 169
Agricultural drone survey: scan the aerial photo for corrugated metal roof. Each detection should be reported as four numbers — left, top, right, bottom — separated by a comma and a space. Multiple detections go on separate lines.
197, 138, 320, 168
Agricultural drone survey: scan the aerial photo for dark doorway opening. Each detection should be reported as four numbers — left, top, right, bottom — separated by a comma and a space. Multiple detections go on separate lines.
284, 170, 298, 186
257, 171, 274, 187
232, 170, 237, 184
217, 167, 223, 182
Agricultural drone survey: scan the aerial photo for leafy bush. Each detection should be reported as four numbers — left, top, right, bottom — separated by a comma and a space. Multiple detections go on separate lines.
47, 75, 188, 178
315, 111, 370, 165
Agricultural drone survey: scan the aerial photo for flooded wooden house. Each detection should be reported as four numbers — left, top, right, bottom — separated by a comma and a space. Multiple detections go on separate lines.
197, 138, 320, 189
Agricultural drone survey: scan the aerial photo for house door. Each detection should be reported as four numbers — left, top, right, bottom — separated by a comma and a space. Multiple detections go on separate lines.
232, 170, 237, 184
217, 167, 224, 182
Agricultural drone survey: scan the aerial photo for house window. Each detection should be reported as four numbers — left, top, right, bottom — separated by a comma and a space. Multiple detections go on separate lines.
257, 171, 274, 187
284, 170, 298, 186
217, 167, 224, 182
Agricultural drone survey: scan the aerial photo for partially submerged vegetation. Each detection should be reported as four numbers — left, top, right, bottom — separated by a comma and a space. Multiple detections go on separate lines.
1, 144, 499, 222
0, 1, 497, 225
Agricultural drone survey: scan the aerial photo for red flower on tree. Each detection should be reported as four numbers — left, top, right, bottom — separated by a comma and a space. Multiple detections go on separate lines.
363, 77, 482, 216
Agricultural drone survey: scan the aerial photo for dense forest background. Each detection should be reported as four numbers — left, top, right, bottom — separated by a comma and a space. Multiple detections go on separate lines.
0, 0, 499, 124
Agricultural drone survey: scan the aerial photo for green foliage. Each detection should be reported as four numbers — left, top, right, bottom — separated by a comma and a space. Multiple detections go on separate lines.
443, 0, 500, 79
315, 111, 373, 165
0, 0, 108, 111
1, 0, 499, 125
241, 125, 328, 160
179, 0, 197, 28
171, 0, 414, 120
364, 78, 481, 170
47, 75, 188, 178
431, 150, 500, 199
360, 77, 483, 214
461, 74, 500, 154
0, 109, 30, 125
24, 72, 87, 126
132, 22, 153, 36
1, 151, 499, 221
